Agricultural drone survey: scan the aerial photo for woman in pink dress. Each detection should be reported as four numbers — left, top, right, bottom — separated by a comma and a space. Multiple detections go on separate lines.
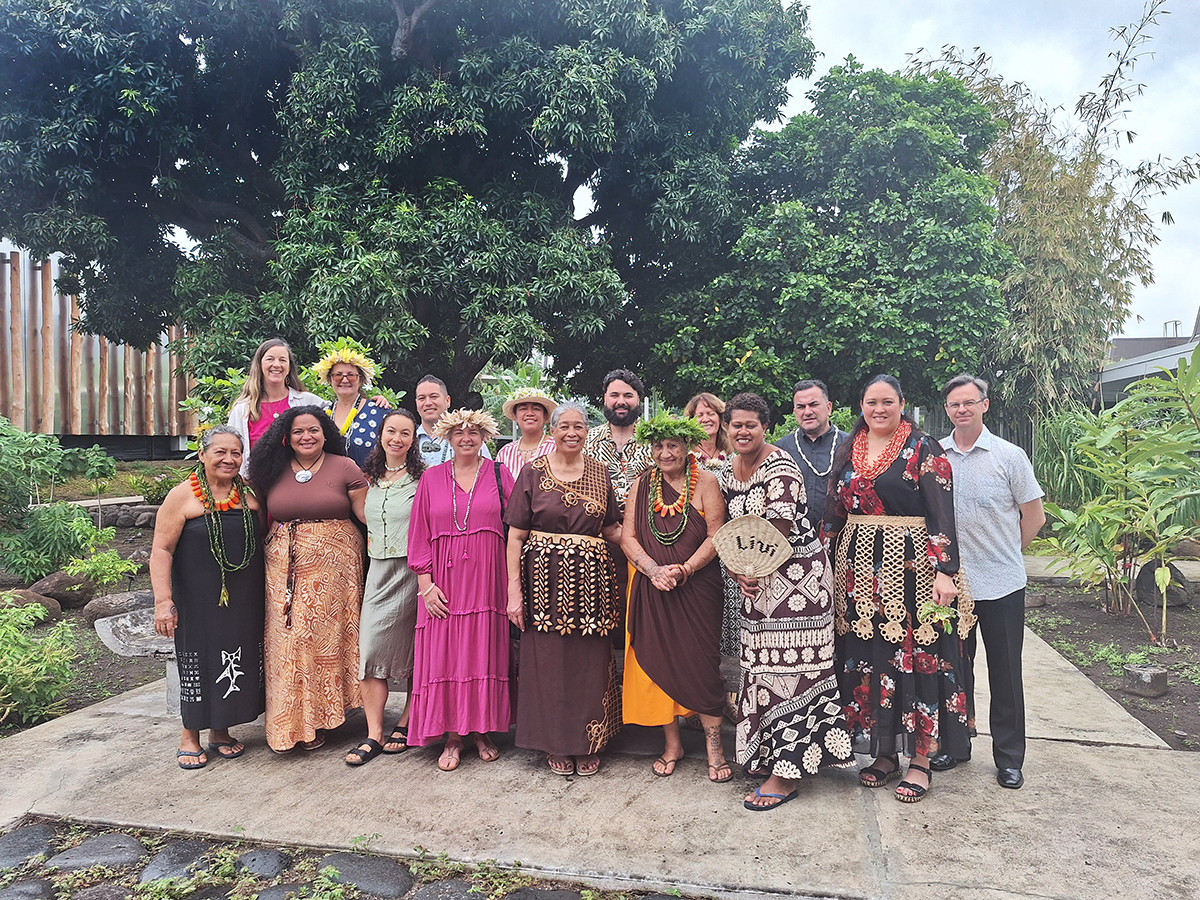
227, 339, 324, 472
407, 409, 514, 770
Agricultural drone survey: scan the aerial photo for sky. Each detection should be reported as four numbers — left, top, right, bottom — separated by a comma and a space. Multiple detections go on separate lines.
782, 0, 1200, 338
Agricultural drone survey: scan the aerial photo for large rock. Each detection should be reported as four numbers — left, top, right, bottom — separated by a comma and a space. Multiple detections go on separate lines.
412, 881, 475, 900
0, 823, 56, 869
235, 850, 291, 879
72, 887, 131, 900
82, 591, 154, 625
134, 513, 155, 528
1171, 538, 1200, 558
1134, 561, 1192, 608
27, 572, 96, 608
0, 589, 61, 621
94, 608, 174, 658
139, 840, 213, 883
45, 834, 147, 871
316, 854, 412, 898
115, 514, 136, 528
0, 879, 55, 900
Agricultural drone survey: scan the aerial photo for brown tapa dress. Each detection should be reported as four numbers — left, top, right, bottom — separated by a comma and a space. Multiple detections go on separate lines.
624, 473, 725, 721
506, 455, 623, 756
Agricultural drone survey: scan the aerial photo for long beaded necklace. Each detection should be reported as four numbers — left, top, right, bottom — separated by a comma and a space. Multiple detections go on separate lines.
850, 420, 912, 481
190, 468, 256, 606
451, 460, 482, 532
792, 428, 840, 478
648, 456, 698, 546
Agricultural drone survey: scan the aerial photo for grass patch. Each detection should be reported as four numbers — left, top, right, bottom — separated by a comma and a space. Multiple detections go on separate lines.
47, 462, 192, 504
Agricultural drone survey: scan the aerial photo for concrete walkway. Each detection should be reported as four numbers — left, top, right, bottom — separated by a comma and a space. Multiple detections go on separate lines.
2, 627, 1195, 900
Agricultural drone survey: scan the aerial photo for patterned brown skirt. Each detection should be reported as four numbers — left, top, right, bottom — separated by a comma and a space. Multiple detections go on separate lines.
264, 518, 364, 751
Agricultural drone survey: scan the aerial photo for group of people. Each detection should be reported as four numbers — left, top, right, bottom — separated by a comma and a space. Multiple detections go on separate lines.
151, 337, 1044, 812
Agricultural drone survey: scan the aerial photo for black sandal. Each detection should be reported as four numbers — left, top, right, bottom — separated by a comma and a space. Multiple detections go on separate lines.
345, 738, 384, 767
895, 763, 932, 803
859, 754, 901, 788
382, 724, 409, 754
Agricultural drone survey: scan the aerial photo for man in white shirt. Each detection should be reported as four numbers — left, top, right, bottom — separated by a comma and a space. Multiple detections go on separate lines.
935, 374, 1045, 789
413, 375, 491, 467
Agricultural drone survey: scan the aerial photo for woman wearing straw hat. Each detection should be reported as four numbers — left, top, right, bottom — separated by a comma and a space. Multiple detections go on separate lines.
312, 339, 391, 467
720, 392, 854, 811
497, 388, 557, 476
407, 409, 514, 771
620, 412, 732, 783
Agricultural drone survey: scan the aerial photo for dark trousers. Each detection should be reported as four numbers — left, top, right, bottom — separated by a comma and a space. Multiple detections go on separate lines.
965, 589, 1026, 769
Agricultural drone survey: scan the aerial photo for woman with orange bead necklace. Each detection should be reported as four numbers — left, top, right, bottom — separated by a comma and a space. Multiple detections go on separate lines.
620, 413, 731, 783
152, 425, 266, 769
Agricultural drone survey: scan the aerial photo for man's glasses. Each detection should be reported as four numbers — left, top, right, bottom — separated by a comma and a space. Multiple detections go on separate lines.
945, 399, 983, 411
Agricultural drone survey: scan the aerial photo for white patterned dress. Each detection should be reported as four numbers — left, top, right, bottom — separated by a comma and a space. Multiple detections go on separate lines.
719, 450, 854, 778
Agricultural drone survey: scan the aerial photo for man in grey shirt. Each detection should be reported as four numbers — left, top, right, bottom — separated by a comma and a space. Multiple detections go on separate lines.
777, 379, 847, 524
933, 374, 1045, 789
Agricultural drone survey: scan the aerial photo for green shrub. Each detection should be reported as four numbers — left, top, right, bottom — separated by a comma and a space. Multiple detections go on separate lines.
0, 602, 76, 726
128, 473, 176, 506
0, 503, 94, 584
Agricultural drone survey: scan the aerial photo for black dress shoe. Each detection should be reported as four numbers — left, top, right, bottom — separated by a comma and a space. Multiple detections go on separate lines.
997, 767, 1024, 789
928, 752, 958, 771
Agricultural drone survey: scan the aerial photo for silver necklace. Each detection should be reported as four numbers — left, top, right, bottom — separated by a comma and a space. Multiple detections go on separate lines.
451, 461, 482, 532
792, 429, 839, 478
294, 452, 324, 483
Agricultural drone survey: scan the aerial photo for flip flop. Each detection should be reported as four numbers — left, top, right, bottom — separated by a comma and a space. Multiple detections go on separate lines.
576, 755, 601, 776
206, 739, 245, 760
708, 762, 734, 783
548, 756, 574, 776
177, 749, 207, 770
653, 755, 683, 777
438, 742, 462, 771
743, 786, 798, 811
382, 724, 409, 754
345, 738, 385, 767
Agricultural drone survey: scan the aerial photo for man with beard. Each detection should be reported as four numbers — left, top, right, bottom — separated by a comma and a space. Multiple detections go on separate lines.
584, 369, 654, 514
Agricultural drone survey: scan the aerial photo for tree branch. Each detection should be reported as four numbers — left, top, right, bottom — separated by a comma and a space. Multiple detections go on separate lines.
391, 0, 451, 60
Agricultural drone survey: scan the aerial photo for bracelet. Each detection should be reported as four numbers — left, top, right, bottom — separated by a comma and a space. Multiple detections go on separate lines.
420, 583, 438, 597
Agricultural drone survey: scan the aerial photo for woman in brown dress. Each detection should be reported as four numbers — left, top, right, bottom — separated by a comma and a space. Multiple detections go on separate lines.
621, 413, 731, 782
247, 406, 368, 752
505, 401, 623, 776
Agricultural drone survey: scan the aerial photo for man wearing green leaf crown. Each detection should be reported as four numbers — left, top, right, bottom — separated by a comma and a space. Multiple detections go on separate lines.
937, 375, 1045, 789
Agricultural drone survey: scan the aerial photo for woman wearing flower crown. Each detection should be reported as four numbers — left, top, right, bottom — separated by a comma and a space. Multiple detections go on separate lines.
496, 388, 557, 476
312, 340, 391, 467
152, 425, 266, 769
407, 408, 514, 771
720, 392, 854, 811
620, 412, 732, 783
825, 374, 974, 804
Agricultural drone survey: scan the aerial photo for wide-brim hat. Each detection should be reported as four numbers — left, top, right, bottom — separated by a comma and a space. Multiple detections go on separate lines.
502, 388, 558, 421
713, 515, 790, 578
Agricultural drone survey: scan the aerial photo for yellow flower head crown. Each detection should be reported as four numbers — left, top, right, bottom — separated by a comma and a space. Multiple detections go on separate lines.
311, 338, 380, 387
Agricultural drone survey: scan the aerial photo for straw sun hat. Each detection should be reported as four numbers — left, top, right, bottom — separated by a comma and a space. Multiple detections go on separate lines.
501, 388, 557, 421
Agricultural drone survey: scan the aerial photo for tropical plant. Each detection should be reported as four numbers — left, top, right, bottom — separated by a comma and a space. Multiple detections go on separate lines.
0, 602, 76, 727
1035, 343, 1200, 642
0, 503, 95, 585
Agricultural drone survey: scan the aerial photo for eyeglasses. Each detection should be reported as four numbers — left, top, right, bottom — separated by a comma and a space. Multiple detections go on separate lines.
332, 373, 360, 382
945, 399, 984, 411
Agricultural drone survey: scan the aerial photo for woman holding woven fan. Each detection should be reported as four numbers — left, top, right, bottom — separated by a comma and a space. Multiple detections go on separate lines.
152, 425, 265, 769
719, 392, 853, 811
825, 374, 973, 804
621, 413, 731, 783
